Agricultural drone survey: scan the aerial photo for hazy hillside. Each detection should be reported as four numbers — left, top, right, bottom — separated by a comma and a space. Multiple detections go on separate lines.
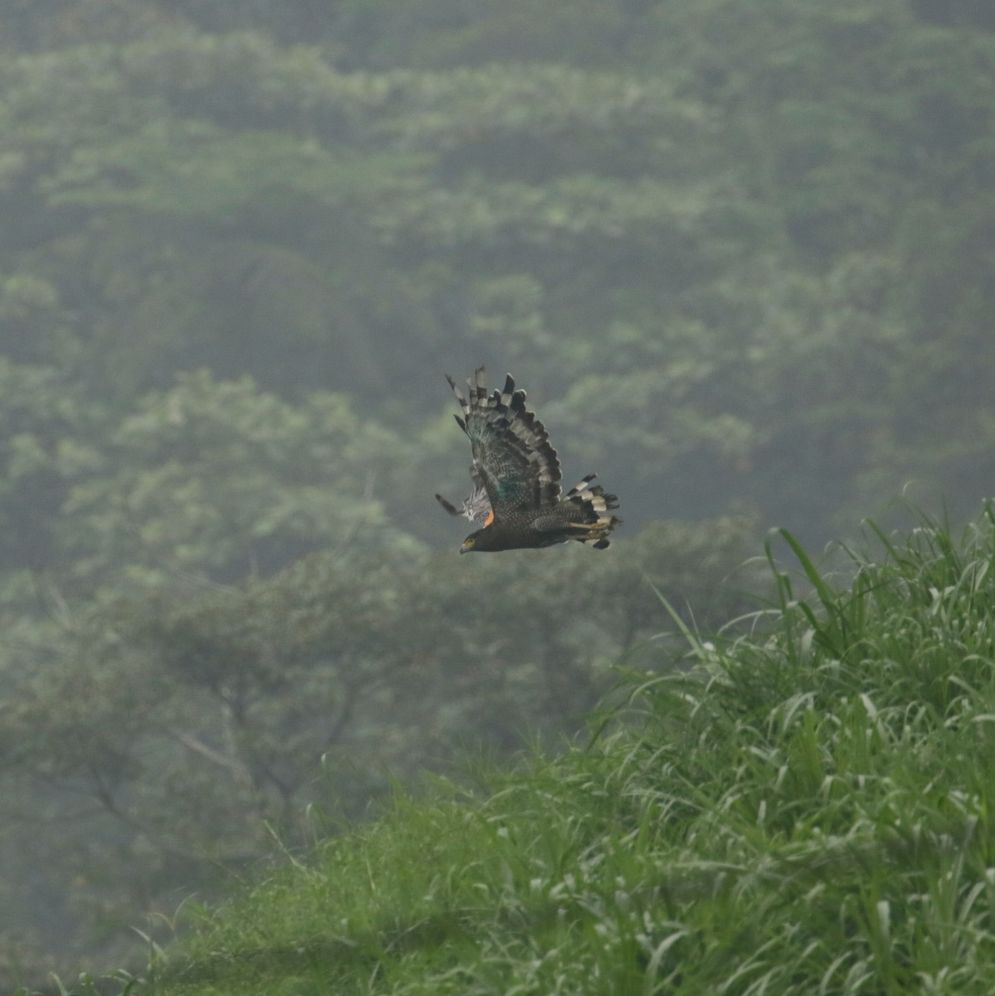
52, 505, 995, 995
1, 1, 994, 988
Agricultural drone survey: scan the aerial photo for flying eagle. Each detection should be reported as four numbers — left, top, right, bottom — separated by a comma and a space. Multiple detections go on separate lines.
436, 367, 620, 553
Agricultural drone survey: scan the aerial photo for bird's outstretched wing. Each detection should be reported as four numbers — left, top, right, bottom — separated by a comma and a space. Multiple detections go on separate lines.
444, 367, 562, 518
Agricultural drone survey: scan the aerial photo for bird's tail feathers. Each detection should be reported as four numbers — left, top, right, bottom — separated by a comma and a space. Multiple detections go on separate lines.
562, 474, 621, 549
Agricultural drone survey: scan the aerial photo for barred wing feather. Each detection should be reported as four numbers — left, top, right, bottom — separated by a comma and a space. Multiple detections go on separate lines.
445, 367, 562, 518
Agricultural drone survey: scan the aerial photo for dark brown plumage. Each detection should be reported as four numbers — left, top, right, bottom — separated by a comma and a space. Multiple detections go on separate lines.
436, 367, 620, 553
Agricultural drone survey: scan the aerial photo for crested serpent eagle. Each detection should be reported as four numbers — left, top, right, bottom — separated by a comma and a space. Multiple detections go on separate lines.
436, 367, 621, 553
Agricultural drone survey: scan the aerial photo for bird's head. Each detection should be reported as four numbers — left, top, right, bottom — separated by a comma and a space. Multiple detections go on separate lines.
460, 527, 499, 553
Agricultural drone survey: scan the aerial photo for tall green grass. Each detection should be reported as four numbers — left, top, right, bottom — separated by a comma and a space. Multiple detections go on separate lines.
45, 506, 995, 995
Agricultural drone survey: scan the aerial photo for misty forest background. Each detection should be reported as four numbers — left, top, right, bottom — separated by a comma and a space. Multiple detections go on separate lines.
1, 0, 993, 987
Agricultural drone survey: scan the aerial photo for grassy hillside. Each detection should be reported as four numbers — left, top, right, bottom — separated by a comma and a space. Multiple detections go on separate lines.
60, 506, 995, 995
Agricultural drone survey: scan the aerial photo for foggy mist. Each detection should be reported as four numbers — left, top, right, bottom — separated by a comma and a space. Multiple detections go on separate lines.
1, 1, 993, 989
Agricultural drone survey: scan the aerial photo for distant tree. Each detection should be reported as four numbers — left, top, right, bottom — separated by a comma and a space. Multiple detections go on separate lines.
0, 358, 98, 571
61, 371, 414, 588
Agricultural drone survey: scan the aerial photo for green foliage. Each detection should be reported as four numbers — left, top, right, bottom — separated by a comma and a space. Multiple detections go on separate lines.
2, 2, 993, 532
2, 0, 995, 988
88, 505, 995, 995
0, 512, 755, 989
61, 370, 411, 586
0, 358, 96, 570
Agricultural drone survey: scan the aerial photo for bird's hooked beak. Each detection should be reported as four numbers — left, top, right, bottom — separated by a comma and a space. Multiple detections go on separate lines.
460, 537, 476, 554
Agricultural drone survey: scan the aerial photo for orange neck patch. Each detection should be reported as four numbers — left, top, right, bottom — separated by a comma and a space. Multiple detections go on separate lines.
484, 510, 495, 527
